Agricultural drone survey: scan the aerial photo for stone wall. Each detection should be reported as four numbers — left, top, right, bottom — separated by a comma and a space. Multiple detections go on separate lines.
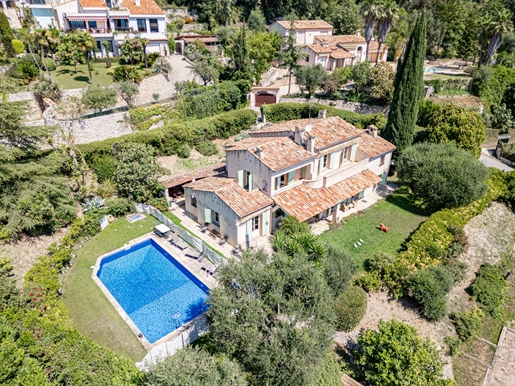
7, 92, 43, 122
280, 97, 388, 115
258, 67, 289, 87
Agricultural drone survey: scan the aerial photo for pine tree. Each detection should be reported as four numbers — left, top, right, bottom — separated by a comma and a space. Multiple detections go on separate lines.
382, 12, 426, 154
0, 10, 15, 58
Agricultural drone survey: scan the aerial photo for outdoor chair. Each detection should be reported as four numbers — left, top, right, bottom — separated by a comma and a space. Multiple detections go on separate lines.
170, 233, 187, 250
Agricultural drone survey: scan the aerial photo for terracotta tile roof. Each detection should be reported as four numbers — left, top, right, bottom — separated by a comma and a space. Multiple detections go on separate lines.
359, 133, 396, 158
226, 137, 315, 172
185, 177, 273, 218
275, 20, 333, 30
306, 44, 333, 54
315, 35, 366, 44
178, 35, 219, 44
330, 47, 355, 59
368, 41, 388, 51
274, 170, 381, 221
123, 0, 164, 15
160, 163, 226, 188
79, 0, 106, 8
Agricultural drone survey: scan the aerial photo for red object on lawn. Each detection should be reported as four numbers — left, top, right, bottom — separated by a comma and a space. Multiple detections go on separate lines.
379, 223, 389, 233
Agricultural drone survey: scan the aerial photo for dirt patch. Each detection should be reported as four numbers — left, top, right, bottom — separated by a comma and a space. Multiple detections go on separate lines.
0, 227, 69, 284
453, 354, 488, 386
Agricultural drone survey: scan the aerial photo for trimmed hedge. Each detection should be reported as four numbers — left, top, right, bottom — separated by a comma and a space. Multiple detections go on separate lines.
334, 285, 368, 331
261, 102, 386, 129
79, 108, 257, 161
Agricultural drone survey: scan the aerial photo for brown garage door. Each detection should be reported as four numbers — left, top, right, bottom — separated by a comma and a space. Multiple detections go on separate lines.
255, 92, 277, 107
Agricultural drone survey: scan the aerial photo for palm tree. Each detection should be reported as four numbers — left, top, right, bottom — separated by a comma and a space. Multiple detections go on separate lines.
360, 0, 381, 60
139, 37, 150, 68
484, 7, 514, 65
73, 31, 96, 83
375, 0, 399, 64
386, 7, 410, 63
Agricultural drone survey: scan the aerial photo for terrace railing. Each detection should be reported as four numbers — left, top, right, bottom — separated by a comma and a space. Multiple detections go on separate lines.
135, 203, 228, 267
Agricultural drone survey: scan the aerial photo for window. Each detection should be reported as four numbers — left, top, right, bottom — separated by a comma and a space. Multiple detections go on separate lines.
251, 215, 259, 231
137, 19, 147, 32
149, 18, 159, 33
343, 147, 349, 160
322, 154, 328, 169
29, 0, 46, 4
88, 20, 97, 29
213, 211, 220, 226
70, 20, 86, 30
379, 155, 385, 166
96, 40, 101, 51
275, 174, 287, 190
114, 19, 128, 31
190, 194, 196, 207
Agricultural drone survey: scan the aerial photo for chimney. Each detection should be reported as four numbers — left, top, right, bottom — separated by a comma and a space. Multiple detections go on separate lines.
355, 30, 361, 36
317, 109, 327, 119
256, 147, 265, 159
134, 0, 140, 5
294, 126, 304, 146
368, 124, 378, 138
322, 39, 328, 47
306, 132, 316, 153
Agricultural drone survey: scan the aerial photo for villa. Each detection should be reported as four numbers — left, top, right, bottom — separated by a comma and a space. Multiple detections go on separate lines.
269, 19, 333, 46
182, 113, 395, 250
28, 0, 168, 57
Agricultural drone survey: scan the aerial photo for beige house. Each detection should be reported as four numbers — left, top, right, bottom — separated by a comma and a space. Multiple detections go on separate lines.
302, 33, 388, 70
183, 114, 395, 250
269, 19, 333, 45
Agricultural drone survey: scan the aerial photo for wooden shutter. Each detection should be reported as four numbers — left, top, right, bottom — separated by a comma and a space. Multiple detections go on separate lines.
246, 219, 252, 234
288, 170, 295, 184
261, 211, 270, 235
358, 190, 365, 199
329, 152, 337, 169
238, 170, 244, 188
350, 143, 358, 161
381, 172, 388, 185
204, 208, 211, 223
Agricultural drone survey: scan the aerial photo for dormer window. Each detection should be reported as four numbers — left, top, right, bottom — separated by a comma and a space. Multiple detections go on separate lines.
322, 154, 328, 169
343, 147, 349, 160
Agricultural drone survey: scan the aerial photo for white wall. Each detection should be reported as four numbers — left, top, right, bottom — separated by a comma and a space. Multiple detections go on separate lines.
30, 7, 55, 29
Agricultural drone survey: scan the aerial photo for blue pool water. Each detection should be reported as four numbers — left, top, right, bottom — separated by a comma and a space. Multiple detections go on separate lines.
97, 239, 209, 344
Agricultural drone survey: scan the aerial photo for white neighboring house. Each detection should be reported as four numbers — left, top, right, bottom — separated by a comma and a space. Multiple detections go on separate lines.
301, 33, 389, 70
269, 19, 333, 46
183, 114, 395, 250
29, 0, 168, 57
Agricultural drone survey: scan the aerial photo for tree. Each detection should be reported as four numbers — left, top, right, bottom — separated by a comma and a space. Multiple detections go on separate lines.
141, 347, 247, 386
485, 7, 514, 65
31, 75, 62, 102
81, 84, 117, 113
113, 142, 163, 202
191, 59, 219, 85
360, 0, 381, 58
350, 60, 372, 93
57, 34, 82, 73
153, 57, 172, 81
381, 12, 426, 154
376, 0, 399, 64
386, 8, 411, 62
0, 10, 14, 58
248, 30, 282, 82
417, 101, 486, 157
369, 61, 395, 104
335, 286, 368, 331
322, 0, 363, 35
139, 37, 150, 68
296, 64, 327, 97
282, 19, 306, 95
73, 31, 96, 83
247, 7, 266, 32
397, 143, 490, 211
207, 250, 335, 386
323, 247, 357, 296
117, 80, 139, 108
102, 40, 110, 58
355, 320, 451, 386
228, 25, 253, 83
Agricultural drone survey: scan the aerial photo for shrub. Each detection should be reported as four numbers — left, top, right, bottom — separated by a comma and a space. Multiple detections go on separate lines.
104, 197, 131, 217
11, 39, 24, 54
334, 285, 368, 331
42, 57, 56, 71
6, 56, 40, 84
468, 263, 507, 318
176, 143, 191, 158
146, 197, 168, 213
323, 247, 357, 296
96, 179, 117, 198
196, 140, 218, 156
408, 266, 453, 321
31, 75, 62, 101
90, 153, 115, 181
450, 308, 484, 343
112, 65, 142, 83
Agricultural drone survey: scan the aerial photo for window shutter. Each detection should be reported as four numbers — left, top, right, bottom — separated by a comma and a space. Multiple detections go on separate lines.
318, 158, 323, 175
350, 143, 358, 161
288, 170, 295, 184
238, 170, 244, 188
248, 173, 253, 191
329, 152, 337, 169
204, 209, 211, 223
381, 172, 388, 185
261, 211, 270, 235
358, 190, 365, 199
246, 219, 252, 234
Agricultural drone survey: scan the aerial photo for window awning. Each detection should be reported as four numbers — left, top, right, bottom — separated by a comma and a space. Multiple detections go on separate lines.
110, 15, 129, 19
67, 16, 107, 21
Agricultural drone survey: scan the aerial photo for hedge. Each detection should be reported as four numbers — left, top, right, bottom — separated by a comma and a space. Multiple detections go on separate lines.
79, 108, 257, 161
334, 285, 368, 331
261, 102, 386, 129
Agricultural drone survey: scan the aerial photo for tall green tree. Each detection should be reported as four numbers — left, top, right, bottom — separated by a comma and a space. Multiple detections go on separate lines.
381, 12, 426, 154
296, 64, 327, 97
360, 0, 381, 58
282, 19, 305, 95
0, 10, 15, 58
81, 84, 117, 113
485, 7, 514, 65
228, 25, 253, 83
322, 0, 363, 35
376, 0, 399, 64
71, 31, 96, 83
247, 7, 266, 32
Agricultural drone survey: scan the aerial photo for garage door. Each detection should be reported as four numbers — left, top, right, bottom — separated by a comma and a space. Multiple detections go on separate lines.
255, 93, 277, 107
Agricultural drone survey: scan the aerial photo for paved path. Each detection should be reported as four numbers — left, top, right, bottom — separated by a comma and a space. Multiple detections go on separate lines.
480, 149, 513, 172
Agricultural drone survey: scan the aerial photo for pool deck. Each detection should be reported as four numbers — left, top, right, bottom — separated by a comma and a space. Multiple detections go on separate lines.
91, 232, 217, 351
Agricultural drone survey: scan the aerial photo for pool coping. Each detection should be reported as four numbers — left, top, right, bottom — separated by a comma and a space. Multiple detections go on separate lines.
91, 232, 217, 351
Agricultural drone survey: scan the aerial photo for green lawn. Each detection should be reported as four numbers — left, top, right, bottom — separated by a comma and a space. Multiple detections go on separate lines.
62, 216, 157, 361
52, 63, 149, 89
318, 193, 428, 268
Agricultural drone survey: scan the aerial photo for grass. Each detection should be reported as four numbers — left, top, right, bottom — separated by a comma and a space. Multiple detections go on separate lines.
52, 63, 150, 89
62, 216, 156, 361
318, 192, 428, 268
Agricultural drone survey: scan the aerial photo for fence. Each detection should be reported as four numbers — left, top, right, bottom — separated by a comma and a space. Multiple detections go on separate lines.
135, 203, 228, 267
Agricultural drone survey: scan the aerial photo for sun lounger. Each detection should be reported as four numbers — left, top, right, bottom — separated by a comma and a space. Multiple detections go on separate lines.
185, 250, 206, 262
170, 234, 188, 250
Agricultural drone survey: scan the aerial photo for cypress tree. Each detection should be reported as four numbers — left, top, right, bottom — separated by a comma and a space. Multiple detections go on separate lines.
381, 12, 426, 154
0, 11, 14, 57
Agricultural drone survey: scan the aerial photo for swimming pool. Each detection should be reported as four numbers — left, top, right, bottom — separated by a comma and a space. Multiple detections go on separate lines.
96, 239, 209, 344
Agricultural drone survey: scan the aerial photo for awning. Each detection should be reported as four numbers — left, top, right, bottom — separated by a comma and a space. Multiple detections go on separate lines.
67, 16, 107, 21
110, 15, 129, 19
